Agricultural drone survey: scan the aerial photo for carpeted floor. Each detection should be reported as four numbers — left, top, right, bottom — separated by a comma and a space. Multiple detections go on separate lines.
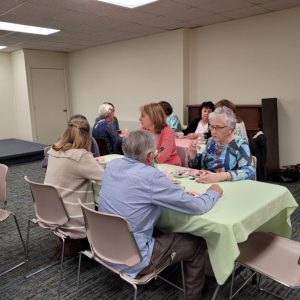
1, 160, 300, 300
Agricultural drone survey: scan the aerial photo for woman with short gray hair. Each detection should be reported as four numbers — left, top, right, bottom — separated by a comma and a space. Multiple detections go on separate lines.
92, 103, 127, 154
188, 106, 255, 183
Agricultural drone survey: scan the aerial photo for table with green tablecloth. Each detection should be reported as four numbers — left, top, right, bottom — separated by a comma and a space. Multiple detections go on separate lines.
102, 155, 298, 284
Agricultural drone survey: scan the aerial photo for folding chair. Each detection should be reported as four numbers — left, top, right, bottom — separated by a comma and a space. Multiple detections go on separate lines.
0, 164, 26, 277
76, 200, 186, 300
230, 232, 300, 299
24, 176, 79, 299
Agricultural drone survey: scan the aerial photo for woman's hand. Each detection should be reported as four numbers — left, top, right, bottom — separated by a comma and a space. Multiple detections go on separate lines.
195, 171, 225, 183
95, 156, 105, 162
187, 140, 197, 160
120, 128, 129, 137
186, 133, 199, 140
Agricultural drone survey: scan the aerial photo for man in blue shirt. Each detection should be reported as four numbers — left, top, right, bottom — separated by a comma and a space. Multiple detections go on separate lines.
99, 130, 223, 299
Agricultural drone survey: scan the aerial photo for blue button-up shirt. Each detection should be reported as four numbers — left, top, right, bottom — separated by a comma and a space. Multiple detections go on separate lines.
98, 157, 220, 278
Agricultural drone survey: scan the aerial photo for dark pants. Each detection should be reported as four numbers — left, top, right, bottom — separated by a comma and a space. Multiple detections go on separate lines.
139, 231, 210, 300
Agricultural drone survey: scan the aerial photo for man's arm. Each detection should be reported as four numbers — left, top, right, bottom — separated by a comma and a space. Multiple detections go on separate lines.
151, 171, 222, 215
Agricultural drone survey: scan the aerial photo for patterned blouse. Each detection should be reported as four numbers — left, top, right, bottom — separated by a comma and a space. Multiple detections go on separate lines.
190, 136, 255, 181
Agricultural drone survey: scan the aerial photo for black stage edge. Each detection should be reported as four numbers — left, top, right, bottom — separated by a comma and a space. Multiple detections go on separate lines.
0, 138, 47, 165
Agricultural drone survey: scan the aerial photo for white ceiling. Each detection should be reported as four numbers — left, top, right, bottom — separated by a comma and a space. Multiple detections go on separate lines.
0, 0, 300, 53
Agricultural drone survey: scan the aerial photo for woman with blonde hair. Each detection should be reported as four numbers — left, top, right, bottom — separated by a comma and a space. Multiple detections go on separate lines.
139, 102, 181, 166
45, 116, 104, 239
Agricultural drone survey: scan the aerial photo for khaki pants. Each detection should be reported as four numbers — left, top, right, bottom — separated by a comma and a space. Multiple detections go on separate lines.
139, 231, 210, 300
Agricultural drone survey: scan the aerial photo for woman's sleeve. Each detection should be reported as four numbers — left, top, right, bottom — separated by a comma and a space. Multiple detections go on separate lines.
106, 122, 122, 151
78, 152, 104, 184
228, 141, 255, 181
156, 128, 176, 164
91, 137, 100, 157
168, 115, 182, 132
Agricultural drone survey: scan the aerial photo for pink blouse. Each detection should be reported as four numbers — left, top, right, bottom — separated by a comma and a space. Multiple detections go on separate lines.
156, 126, 182, 166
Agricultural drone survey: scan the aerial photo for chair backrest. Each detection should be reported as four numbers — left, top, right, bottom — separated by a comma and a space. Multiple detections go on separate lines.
24, 176, 69, 227
251, 155, 257, 181
95, 138, 110, 156
79, 199, 141, 267
0, 164, 8, 205
44, 146, 51, 155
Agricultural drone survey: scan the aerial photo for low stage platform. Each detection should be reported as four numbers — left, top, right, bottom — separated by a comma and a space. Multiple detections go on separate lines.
0, 138, 47, 165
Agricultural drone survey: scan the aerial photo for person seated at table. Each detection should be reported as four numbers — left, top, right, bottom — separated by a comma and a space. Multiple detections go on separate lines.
188, 106, 255, 183
45, 115, 104, 239
140, 102, 182, 166
94, 101, 120, 132
41, 114, 100, 168
215, 99, 248, 142
183, 101, 215, 140
92, 103, 127, 154
159, 101, 182, 132
98, 130, 223, 300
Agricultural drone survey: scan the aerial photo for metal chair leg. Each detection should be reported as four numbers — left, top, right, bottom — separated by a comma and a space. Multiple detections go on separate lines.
75, 252, 82, 300
229, 264, 236, 299
180, 260, 186, 300
229, 263, 259, 299
25, 221, 61, 278
12, 213, 26, 254
57, 238, 65, 300
0, 214, 26, 277
25, 219, 31, 272
212, 284, 220, 300
131, 283, 138, 300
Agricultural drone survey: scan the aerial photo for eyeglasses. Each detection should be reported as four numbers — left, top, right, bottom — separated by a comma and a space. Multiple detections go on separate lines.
208, 125, 227, 132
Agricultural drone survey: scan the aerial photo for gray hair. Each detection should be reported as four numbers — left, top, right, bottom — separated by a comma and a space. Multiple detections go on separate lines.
209, 106, 237, 130
98, 103, 114, 119
122, 130, 156, 162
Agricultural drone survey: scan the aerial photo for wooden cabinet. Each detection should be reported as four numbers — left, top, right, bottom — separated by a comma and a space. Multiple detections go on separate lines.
186, 98, 279, 175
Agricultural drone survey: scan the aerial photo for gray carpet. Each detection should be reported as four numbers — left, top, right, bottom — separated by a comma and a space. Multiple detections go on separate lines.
1, 161, 300, 300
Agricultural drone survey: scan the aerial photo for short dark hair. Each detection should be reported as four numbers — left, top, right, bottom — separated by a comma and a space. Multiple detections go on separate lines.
199, 101, 215, 119
159, 101, 173, 116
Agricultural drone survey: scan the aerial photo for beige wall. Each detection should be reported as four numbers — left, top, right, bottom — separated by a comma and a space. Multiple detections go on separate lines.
0, 53, 17, 138
68, 30, 185, 129
1, 7, 299, 165
10, 50, 33, 141
189, 7, 300, 165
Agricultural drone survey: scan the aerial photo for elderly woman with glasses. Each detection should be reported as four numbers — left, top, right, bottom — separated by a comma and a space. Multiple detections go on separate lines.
187, 106, 255, 183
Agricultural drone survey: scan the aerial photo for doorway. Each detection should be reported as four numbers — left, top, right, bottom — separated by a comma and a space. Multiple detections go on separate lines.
30, 68, 68, 145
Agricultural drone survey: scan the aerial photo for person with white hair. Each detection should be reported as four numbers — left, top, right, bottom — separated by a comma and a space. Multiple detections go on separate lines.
92, 103, 127, 154
98, 130, 223, 300
188, 106, 255, 183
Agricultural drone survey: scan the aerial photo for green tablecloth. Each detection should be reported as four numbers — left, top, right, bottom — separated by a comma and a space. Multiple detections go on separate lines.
103, 155, 298, 284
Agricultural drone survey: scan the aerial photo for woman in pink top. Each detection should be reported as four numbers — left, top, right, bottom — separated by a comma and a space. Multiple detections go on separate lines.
139, 103, 182, 166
